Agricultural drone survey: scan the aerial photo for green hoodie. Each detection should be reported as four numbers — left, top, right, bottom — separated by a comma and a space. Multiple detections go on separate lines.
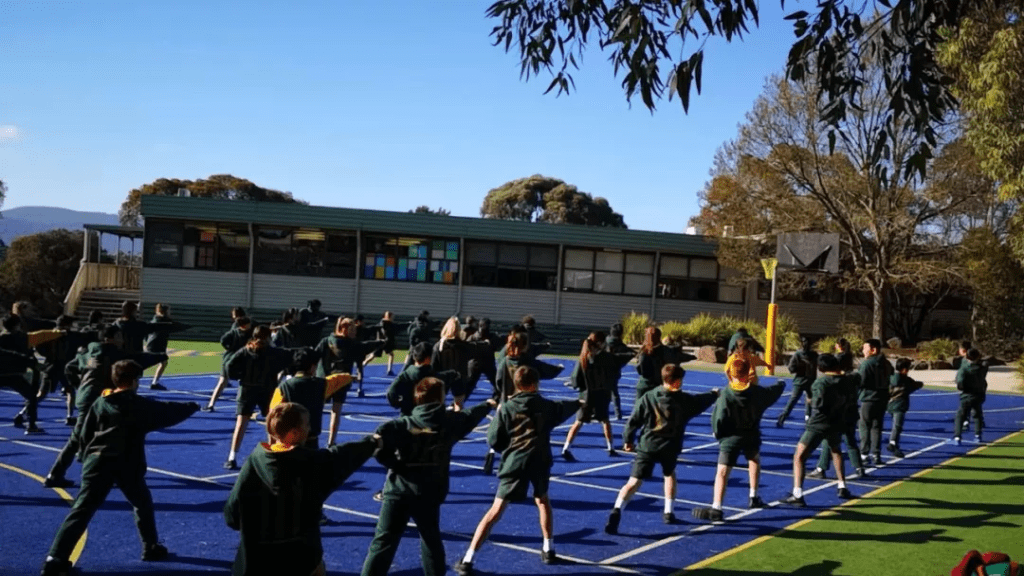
711, 381, 786, 441
955, 360, 988, 400
386, 364, 462, 415
224, 436, 378, 576
627, 387, 719, 454
488, 391, 578, 477
888, 372, 924, 412
804, 374, 850, 433
76, 389, 197, 468
857, 354, 893, 402
70, 342, 168, 416
375, 400, 491, 500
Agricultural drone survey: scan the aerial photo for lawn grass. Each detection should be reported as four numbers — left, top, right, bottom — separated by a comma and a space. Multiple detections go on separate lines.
679, 430, 1024, 575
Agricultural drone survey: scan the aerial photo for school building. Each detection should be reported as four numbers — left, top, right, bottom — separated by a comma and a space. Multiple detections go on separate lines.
65, 195, 970, 348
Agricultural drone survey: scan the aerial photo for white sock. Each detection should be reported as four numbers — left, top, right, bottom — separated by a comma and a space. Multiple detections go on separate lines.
228, 450, 236, 462
614, 496, 628, 510
543, 538, 553, 552
792, 487, 803, 498
664, 499, 673, 514
838, 480, 847, 489
462, 549, 475, 563
606, 438, 613, 450
749, 487, 757, 498
562, 438, 571, 452
711, 501, 723, 511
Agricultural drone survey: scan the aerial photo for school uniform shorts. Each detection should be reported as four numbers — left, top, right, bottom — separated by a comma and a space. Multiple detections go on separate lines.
799, 428, 842, 454
717, 436, 761, 466
236, 385, 273, 417
631, 449, 678, 479
496, 470, 550, 502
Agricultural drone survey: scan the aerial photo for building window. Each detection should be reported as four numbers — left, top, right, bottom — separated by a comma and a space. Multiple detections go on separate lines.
253, 227, 356, 277
363, 236, 459, 284
657, 256, 741, 302
145, 220, 252, 273
466, 241, 557, 290
562, 248, 654, 295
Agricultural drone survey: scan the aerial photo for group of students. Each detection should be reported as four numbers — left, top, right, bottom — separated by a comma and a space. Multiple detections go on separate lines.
7, 301, 990, 576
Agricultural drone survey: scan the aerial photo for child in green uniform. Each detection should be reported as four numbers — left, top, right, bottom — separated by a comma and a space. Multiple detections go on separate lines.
776, 336, 818, 427
782, 354, 856, 507
362, 378, 495, 576
315, 317, 386, 443
40, 360, 199, 576
223, 326, 295, 470
561, 331, 634, 460
633, 327, 696, 413
887, 358, 923, 457
605, 323, 636, 420
143, 303, 190, 391
387, 343, 462, 416
224, 402, 381, 576
45, 325, 169, 488
807, 362, 866, 480
0, 318, 45, 434
692, 362, 784, 523
857, 339, 893, 465
455, 366, 580, 575
270, 349, 353, 448
204, 312, 252, 412
482, 331, 530, 475
954, 348, 988, 444
606, 364, 717, 532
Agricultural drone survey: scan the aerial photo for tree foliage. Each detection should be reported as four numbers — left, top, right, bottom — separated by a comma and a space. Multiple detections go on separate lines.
119, 174, 304, 226
486, 0, 974, 184
0, 178, 6, 213
410, 205, 452, 216
692, 68, 986, 339
480, 175, 627, 227
0, 229, 83, 317
959, 227, 1024, 354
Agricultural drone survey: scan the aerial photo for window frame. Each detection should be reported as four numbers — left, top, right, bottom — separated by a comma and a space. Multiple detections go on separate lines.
561, 248, 655, 296
465, 241, 558, 291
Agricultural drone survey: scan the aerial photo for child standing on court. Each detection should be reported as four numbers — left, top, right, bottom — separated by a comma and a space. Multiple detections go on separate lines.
887, 357, 923, 457
776, 336, 818, 427
455, 366, 580, 575
144, 303, 190, 391
954, 348, 988, 444
858, 339, 892, 465
225, 402, 381, 576
40, 360, 199, 576
561, 331, 634, 460
606, 364, 718, 533
203, 311, 251, 412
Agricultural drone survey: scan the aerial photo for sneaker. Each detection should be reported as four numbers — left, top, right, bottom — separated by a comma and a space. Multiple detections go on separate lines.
561, 450, 577, 463
541, 549, 557, 565
837, 487, 854, 499
775, 416, 785, 428
663, 512, 678, 524
13, 414, 25, 429
748, 496, 767, 509
64, 417, 76, 426
150, 383, 168, 391
482, 451, 494, 476
604, 509, 621, 535
373, 491, 384, 502
691, 507, 724, 522
857, 467, 868, 477
873, 454, 884, 465
40, 557, 72, 576
141, 543, 168, 561
357, 389, 366, 398
806, 468, 826, 480
25, 425, 45, 435
781, 493, 806, 508
887, 444, 905, 458
223, 459, 238, 471
607, 448, 617, 457
43, 476, 74, 489
952, 437, 962, 446
804, 413, 810, 422
386, 370, 395, 377
201, 405, 215, 413
453, 560, 474, 576
975, 435, 984, 444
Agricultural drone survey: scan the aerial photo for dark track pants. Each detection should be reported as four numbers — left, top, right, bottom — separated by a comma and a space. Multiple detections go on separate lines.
1, 373, 39, 426
361, 495, 445, 576
859, 400, 886, 457
888, 409, 907, 447
48, 460, 157, 561
954, 396, 985, 438
817, 423, 863, 472
778, 382, 812, 422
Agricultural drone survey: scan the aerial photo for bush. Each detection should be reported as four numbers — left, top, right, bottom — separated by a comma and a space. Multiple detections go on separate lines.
917, 338, 959, 362
658, 321, 688, 345
620, 311, 651, 345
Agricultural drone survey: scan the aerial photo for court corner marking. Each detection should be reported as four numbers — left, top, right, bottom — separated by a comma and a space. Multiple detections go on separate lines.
0, 461, 88, 565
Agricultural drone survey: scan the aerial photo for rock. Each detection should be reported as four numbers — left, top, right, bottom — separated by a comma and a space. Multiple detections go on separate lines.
929, 360, 954, 370
912, 361, 930, 371
697, 345, 727, 364
984, 356, 1007, 367
886, 337, 902, 350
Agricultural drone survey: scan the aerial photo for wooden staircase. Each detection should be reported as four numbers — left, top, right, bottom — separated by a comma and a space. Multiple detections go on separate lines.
74, 289, 139, 321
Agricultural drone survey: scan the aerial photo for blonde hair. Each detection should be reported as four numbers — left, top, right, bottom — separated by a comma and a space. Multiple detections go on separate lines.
439, 316, 462, 350
335, 317, 354, 337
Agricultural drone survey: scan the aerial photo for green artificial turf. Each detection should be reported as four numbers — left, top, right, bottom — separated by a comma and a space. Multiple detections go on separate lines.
679, 431, 1024, 575
146, 340, 409, 376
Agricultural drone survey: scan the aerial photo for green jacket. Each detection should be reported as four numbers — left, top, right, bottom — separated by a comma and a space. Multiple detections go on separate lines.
711, 381, 785, 441
488, 391, 578, 477
804, 375, 850, 433
76, 389, 197, 469
227, 345, 293, 389
635, 346, 697, 398
69, 342, 167, 415
628, 387, 718, 453
385, 364, 461, 415
787, 348, 819, 388
375, 401, 491, 500
224, 436, 377, 576
955, 360, 988, 400
857, 354, 892, 402
570, 349, 633, 397
888, 373, 924, 411
277, 375, 328, 439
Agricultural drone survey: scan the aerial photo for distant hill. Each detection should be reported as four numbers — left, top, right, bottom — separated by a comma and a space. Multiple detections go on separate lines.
0, 206, 126, 252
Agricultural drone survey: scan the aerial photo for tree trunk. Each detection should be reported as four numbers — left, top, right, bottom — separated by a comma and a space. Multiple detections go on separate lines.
871, 282, 886, 340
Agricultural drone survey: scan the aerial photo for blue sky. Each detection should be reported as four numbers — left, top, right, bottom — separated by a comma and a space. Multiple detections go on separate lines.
1, 1, 796, 233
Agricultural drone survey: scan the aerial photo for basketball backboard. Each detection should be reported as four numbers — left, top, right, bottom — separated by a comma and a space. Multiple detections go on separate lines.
775, 233, 839, 274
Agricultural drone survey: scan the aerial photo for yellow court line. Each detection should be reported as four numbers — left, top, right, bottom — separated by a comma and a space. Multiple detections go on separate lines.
683, 429, 1024, 572
0, 462, 88, 565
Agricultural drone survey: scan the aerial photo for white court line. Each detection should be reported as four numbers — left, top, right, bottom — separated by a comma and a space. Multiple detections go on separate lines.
203, 472, 240, 481
0, 433, 639, 574
598, 438, 951, 565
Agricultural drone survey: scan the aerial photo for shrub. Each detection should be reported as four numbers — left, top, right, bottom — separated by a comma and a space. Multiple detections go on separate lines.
620, 311, 651, 345
815, 332, 866, 356
659, 321, 688, 345
917, 338, 959, 362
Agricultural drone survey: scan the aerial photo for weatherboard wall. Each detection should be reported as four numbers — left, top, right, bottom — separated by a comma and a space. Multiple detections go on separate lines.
252, 274, 356, 313
141, 268, 247, 307
461, 286, 557, 325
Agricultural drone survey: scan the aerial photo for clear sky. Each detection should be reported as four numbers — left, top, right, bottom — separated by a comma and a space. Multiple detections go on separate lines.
1, 1, 796, 233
